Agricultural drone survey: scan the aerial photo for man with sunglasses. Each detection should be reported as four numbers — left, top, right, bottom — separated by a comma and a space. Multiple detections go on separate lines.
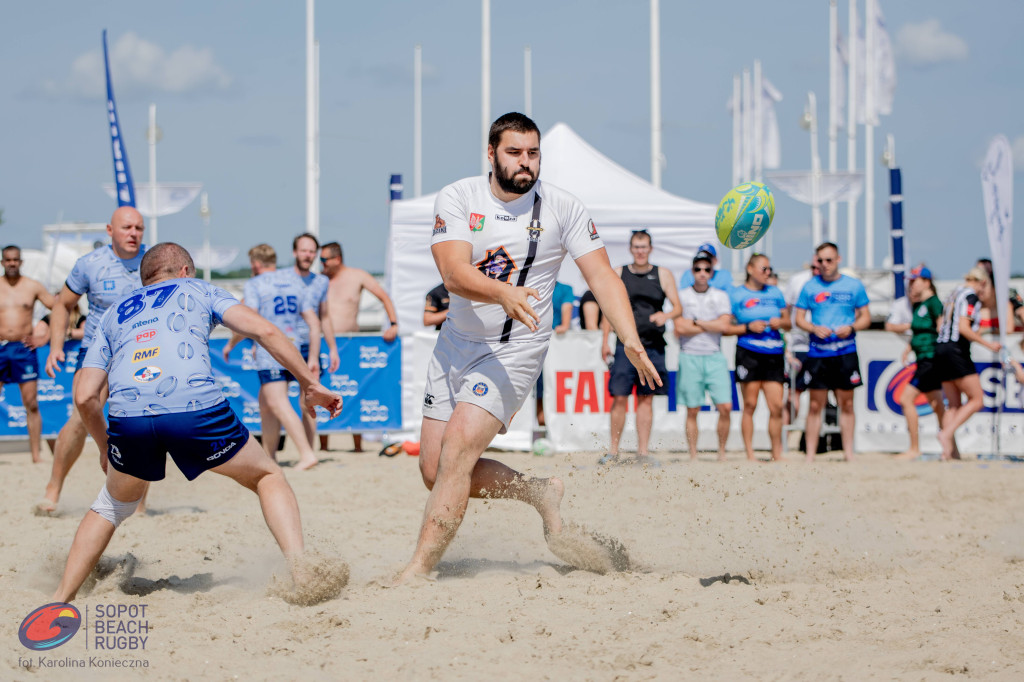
679, 242, 733, 291
794, 242, 870, 462
675, 250, 733, 461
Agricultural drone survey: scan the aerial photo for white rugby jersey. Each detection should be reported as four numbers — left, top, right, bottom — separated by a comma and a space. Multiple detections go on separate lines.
431, 175, 603, 343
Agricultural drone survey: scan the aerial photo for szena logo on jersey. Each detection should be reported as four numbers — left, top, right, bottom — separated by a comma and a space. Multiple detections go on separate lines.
18, 603, 82, 651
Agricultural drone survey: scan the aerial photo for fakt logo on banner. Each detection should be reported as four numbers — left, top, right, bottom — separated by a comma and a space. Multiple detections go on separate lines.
18, 603, 82, 651
868, 359, 1024, 415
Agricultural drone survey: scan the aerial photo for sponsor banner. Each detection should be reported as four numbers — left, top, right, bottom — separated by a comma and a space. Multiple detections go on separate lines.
543, 332, 768, 453
857, 333, 1024, 454
212, 336, 402, 433
0, 337, 401, 439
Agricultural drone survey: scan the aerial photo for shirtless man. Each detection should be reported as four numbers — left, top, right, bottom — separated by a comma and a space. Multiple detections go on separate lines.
39, 207, 146, 514
290, 235, 340, 452
319, 241, 399, 452
0, 245, 55, 462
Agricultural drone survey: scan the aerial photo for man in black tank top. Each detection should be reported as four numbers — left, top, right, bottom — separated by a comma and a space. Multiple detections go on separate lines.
600, 230, 681, 465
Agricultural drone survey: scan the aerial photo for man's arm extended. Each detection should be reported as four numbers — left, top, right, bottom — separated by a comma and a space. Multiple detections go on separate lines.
363, 270, 400, 342
222, 305, 343, 418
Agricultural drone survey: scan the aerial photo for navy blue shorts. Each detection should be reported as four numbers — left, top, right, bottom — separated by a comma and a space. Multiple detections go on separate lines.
73, 345, 87, 373
0, 341, 38, 384
258, 368, 296, 385
608, 343, 668, 397
299, 343, 327, 377
106, 400, 250, 481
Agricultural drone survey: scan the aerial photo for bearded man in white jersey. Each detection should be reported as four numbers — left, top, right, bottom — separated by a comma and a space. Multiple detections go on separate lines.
396, 113, 660, 582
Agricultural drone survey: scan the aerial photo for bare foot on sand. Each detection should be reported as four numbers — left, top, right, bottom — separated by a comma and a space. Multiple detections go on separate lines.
895, 449, 921, 460
33, 499, 57, 516
938, 430, 954, 461
531, 477, 564, 535
295, 455, 319, 471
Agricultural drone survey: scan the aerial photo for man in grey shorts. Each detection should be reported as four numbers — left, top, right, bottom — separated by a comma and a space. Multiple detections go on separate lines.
396, 113, 660, 583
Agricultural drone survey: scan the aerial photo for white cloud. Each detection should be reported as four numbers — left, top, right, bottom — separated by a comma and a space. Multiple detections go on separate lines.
42, 32, 231, 98
1013, 136, 1024, 172
896, 19, 968, 66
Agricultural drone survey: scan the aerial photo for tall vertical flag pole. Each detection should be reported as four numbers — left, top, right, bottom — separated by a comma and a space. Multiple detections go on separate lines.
650, 0, 662, 188
147, 103, 159, 246
200, 191, 212, 282
741, 68, 752, 263
103, 29, 136, 209
753, 60, 769, 256
524, 46, 532, 118
314, 39, 320, 237
864, 0, 876, 268
306, 0, 318, 238
847, 0, 858, 267
414, 44, 422, 198
828, 0, 839, 242
481, 0, 491, 174
885, 136, 904, 299
731, 74, 742, 274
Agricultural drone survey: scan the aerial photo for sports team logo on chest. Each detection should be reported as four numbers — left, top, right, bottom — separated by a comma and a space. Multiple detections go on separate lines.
476, 246, 517, 283
469, 213, 485, 232
526, 217, 543, 243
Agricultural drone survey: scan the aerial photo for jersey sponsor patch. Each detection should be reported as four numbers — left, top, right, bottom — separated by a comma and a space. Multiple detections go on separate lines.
133, 366, 162, 383
469, 213, 485, 232
476, 246, 517, 283
433, 214, 447, 235
472, 382, 488, 396
587, 219, 600, 241
136, 329, 157, 343
132, 346, 160, 363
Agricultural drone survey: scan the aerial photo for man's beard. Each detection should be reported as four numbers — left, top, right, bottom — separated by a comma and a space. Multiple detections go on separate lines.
493, 157, 539, 195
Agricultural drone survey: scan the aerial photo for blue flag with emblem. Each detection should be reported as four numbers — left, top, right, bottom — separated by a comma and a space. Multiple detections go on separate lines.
103, 29, 136, 207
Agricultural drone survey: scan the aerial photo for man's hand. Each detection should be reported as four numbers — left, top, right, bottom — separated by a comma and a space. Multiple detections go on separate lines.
223, 345, 233, 361
498, 287, 540, 332
45, 347, 65, 378
836, 325, 854, 339
747, 319, 768, 334
901, 345, 911, 366
601, 342, 613, 364
987, 340, 1003, 354
812, 325, 834, 340
382, 324, 398, 343
622, 342, 662, 388
649, 311, 669, 327
328, 349, 340, 373
769, 317, 783, 331
554, 322, 570, 335
304, 383, 343, 419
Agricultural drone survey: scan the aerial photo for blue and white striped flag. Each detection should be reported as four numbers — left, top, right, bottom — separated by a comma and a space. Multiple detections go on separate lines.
103, 29, 136, 207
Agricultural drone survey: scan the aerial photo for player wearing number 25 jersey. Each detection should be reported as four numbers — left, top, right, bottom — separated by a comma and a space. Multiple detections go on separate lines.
243, 269, 314, 383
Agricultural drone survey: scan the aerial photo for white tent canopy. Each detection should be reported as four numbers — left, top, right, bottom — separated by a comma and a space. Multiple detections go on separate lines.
386, 122, 717, 331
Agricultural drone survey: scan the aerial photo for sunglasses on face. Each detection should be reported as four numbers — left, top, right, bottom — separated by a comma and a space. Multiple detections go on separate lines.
693, 266, 711, 273
816, 257, 835, 264
319, 256, 335, 264
760, 266, 773, 274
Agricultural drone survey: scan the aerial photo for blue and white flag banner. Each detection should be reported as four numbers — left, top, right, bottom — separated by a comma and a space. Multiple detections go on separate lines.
0, 337, 402, 439
981, 135, 1013, 348
104, 29, 136, 207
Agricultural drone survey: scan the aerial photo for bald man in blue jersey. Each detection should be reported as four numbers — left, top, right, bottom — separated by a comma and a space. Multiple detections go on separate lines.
52, 243, 342, 602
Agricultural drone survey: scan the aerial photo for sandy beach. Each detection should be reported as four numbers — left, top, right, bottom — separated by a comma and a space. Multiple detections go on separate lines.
4, 438, 1024, 681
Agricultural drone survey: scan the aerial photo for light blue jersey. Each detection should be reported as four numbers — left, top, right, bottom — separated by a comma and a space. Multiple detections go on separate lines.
730, 284, 786, 354
83, 278, 239, 417
795, 275, 870, 357
243, 270, 314, 371
65, 245, 147, 347
291, 270, 329, 346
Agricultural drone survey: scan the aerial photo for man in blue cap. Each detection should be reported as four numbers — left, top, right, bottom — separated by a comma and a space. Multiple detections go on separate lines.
680, 242, 733, 291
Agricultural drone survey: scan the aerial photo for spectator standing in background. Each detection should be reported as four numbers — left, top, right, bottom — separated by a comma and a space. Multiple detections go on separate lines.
679, 242, 733, 291
423, 282, 450, 330
675, 250, 733, 461
794, 242, 871, 463
600, 229, 681, 465
730, 253, 790, 462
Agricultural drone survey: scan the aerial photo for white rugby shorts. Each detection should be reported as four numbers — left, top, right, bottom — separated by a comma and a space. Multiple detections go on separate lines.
422, 327, 547, 434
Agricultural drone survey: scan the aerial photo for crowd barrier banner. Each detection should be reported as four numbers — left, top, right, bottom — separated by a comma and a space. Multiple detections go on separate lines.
6, 332, 1021, 454
543, 331, 1024, 455
0, 337, 402, 440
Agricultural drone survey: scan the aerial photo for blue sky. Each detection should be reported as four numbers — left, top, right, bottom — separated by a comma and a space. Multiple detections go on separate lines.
1, 1, 1022, 278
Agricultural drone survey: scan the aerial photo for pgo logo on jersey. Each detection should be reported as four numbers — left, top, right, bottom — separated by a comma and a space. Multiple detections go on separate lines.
133, 366, 162, 383
18, 603, 82, 651
132, 347, 160, 363
469, 213, 485, 232
587, 219, 600, 241
472, 382, 488, 396
814, 291, 831, 303
433, 214, 447, 236
476, 246, 517, 283
136, 329, 157, 343
744, 298, 760, 308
